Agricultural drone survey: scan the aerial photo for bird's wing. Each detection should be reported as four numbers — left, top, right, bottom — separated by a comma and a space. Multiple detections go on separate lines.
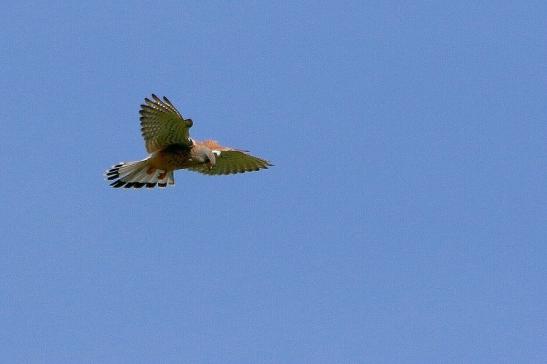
189, 150, 272, 175
139, 94, 193, 153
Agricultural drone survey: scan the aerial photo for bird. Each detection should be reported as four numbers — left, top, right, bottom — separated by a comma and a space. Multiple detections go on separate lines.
105, 94, 272, 188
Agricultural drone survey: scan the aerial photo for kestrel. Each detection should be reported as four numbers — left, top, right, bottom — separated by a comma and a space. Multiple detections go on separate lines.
105, 94, 272, 188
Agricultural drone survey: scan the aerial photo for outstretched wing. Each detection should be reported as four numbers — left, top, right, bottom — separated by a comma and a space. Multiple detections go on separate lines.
189, 150, 272, 175
139, 94, 193, 153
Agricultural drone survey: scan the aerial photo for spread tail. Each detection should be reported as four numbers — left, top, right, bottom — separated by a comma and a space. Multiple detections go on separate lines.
104, 159, 175, 188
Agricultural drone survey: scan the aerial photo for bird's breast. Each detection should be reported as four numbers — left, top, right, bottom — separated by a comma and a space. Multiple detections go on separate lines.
149, 146, 194, 171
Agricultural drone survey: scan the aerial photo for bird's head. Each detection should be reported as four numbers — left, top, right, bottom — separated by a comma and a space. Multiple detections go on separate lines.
185, 118, 193, 128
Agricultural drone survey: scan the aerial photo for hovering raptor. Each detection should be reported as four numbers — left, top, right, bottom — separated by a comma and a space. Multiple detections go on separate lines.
105, 94, 272, 188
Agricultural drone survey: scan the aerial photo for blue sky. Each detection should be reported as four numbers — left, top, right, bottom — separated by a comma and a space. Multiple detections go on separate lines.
2, 1, 546, 363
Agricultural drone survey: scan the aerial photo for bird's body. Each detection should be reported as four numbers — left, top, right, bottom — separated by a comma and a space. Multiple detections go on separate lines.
149, 143, 206, 171
105, 95, 272, 188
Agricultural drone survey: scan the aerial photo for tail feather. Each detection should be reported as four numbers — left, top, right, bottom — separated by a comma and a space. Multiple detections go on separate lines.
121, 164, 146, 182
143, 169, 160, 188
104, 159, 175, 189
167, 171, 175, 185
157, 171, 171, 188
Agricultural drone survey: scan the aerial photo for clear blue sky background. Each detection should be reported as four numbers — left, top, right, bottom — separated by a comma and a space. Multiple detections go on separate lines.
2, 1, 546, 363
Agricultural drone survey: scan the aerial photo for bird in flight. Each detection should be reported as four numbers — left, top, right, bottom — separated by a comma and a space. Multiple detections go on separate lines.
105, 94, 272, 188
